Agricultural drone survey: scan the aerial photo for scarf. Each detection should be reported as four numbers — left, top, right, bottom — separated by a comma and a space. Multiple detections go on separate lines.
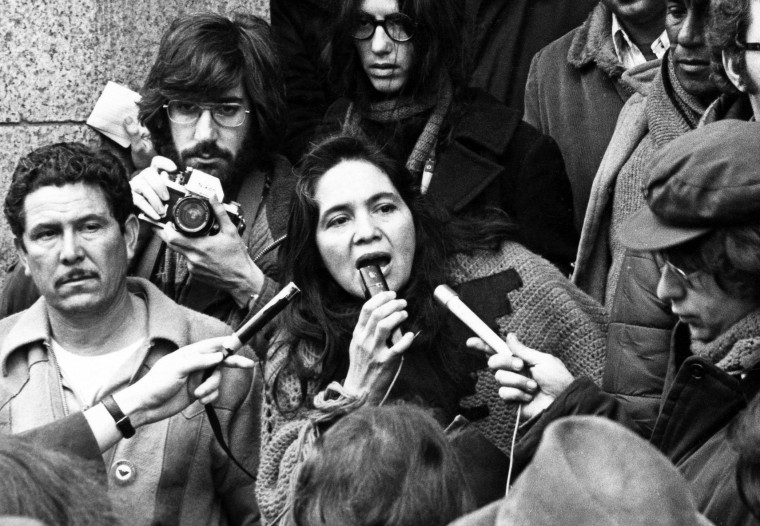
690, 310, 760, 374
343, 77, 453, 177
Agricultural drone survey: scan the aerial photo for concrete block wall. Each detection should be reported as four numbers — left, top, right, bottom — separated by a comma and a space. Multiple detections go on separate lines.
0, 0, 269, 284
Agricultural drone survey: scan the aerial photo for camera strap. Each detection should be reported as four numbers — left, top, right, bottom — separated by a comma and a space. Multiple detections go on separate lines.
204, 404, 256, 480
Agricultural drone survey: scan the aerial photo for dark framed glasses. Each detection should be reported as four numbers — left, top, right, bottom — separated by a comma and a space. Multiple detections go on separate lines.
653, 253, 701, 288
351, 12, 416, 42
735, 39, 760, 51
163, 100, 250, 128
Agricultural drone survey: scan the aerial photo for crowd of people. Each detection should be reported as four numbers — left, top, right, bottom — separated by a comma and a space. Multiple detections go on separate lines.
1, 0, 759, 525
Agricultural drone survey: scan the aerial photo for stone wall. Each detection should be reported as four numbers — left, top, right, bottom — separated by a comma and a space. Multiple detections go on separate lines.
0, 0, 269, 283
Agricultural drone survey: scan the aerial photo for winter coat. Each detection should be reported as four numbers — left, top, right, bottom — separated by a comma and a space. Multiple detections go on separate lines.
0, 278, 261, 526
573, 57, 701, 434
513, 318, 760, 526
523, 2, 659, 229
322, 89, 579, 275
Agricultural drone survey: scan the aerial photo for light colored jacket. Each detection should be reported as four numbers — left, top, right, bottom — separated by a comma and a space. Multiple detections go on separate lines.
0, 278, 261, 526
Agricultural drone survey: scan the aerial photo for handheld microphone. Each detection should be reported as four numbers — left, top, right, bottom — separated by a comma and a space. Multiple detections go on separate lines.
433, 284, 513, 356
221, 282, 301, 355
357, 263, 404, 345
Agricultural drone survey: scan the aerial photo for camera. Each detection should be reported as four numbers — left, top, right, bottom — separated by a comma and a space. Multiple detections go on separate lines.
138, 167, 246, 237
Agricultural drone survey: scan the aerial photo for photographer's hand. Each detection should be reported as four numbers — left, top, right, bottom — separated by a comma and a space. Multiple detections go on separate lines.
130, 156, 175, 220
158, 194, 265, 307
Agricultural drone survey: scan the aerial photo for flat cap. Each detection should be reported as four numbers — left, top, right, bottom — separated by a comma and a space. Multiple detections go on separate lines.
621, 120, 760, 251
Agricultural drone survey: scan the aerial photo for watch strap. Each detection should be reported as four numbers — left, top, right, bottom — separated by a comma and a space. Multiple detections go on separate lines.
101, 394, 136, 439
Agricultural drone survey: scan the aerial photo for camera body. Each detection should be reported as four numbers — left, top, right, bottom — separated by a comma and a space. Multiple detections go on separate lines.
139, 168, 245, 237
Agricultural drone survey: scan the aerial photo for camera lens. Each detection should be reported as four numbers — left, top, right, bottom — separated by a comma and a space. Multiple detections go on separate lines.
172, 196, 213, 236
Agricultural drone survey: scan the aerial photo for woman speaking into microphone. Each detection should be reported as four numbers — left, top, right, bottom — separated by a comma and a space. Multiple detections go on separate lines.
256, 134, 607, 524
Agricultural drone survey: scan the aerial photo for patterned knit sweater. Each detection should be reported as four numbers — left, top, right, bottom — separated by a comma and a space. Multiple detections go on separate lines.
255, 241, 608, 524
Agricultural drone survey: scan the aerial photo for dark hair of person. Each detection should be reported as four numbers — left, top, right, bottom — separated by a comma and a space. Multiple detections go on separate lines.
272, 133, 516, 410
0, 436, 119, 525
328, 0, 470, 105
729, 394, 760, 521
660, 222, 760, 302
292, 404, 476, 526
4, 142, 132, 241
137, 11, 286, 168
708, 0, 751, 94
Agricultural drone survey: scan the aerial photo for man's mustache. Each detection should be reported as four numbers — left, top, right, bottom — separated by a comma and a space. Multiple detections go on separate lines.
180, 142, 233, 163
55, 269, 99, 288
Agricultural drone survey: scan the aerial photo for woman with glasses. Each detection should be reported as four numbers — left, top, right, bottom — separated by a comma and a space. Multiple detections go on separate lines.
320, 0, 579, 274
480, 121, 760, 525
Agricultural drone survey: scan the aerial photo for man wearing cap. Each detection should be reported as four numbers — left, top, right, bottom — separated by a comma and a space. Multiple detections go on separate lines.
481, 120, 760, 525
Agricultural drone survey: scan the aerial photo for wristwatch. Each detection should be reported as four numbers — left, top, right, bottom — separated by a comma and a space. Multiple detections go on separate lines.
101, 394, 136, 439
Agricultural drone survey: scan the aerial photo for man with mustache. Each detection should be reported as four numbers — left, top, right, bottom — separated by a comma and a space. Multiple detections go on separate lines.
0, 142, 260, 525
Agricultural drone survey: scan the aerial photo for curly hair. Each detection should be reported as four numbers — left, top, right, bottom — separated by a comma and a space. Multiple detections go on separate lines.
662, 221, 760, 302
138, 12, 286, 168
4, 142, 132, 241
271, 133, 516, 410
328, 0, 471, 105
708, 0, 752, 94
293, 404, 475, 526
0, 435, 119, 525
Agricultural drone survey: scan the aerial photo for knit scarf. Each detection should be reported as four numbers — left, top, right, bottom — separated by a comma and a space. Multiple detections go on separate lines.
648, 52, 707, 144
690, 310, 760, 374
344, 78, 453, 176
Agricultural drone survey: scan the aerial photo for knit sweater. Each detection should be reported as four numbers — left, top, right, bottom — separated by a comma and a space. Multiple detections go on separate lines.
603, 55, 705, 304
255, 241, 608, 524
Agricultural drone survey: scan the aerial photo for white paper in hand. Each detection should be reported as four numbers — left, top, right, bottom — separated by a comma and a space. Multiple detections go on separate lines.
86, 82, 141, 148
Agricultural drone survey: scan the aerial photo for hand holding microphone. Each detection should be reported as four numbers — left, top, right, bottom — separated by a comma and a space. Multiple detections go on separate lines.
434, 285, 574, 418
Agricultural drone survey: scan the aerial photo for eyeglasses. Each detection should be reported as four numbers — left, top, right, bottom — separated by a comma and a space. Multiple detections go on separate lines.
350, 13, 417, 42
735, 39, 760, 51
163, 101, 250, 128
654, 253, 702, 288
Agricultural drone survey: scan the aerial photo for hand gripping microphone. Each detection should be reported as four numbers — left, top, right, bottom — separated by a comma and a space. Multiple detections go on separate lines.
434, 284, 513, 356
357, 262, 404, 345
222, 282, 301, 355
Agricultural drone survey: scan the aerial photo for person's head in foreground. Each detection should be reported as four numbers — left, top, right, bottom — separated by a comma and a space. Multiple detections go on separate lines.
3, 142, 137, 319
0, 436, 118, 525
452, 416, 713, 526
291, 404, 475, 526
621, 119, 760, 349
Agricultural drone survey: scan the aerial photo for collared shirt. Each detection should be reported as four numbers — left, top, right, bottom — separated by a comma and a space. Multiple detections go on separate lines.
611, 13, 669, 69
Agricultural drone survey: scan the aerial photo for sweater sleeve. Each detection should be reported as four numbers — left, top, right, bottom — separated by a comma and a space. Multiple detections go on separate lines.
255, 343, 364, 524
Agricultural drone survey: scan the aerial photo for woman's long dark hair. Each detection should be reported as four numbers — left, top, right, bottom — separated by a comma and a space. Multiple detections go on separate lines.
328, 0, 470, 105
272, 134, 516, 410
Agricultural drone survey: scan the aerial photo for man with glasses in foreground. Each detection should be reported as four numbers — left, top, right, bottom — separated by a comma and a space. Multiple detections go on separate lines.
127, 12, 293, 326
478, 121, 760, 525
